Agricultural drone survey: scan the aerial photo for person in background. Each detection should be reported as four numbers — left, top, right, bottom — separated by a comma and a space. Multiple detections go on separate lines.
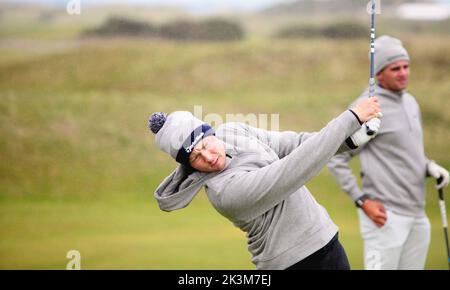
328, 35, 449, 270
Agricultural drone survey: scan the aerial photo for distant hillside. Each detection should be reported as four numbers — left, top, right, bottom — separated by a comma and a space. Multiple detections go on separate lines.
262, 0, 435, 16
0, 3, 189, 25
0, 3, 191, 39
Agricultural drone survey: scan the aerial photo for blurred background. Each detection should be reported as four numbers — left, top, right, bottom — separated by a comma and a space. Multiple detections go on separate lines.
1, 0, 449, 269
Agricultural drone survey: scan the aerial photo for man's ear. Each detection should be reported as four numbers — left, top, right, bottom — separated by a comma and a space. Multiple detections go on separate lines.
376, 72, 383, 83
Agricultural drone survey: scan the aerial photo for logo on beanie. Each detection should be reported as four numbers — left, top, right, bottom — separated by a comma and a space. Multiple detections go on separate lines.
185, 132, 205, 153
176, 124, 214, 167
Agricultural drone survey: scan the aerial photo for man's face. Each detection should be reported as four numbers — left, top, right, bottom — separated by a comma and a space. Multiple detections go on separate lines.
188, 136, 226, 173
376, 60, 410, 92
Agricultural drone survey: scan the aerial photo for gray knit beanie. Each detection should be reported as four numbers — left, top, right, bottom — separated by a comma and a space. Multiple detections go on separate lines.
373, 35, 410, 75
148, 111, 215, 167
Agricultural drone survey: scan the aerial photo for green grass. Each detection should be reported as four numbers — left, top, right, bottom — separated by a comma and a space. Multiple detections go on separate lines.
0, 175, 448, 269
0, 194, 251, 269
1, 35, 450, 269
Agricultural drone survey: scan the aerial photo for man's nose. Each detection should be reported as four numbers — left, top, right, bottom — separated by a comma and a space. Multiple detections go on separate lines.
399, 67, 409, 76
201, 151, 214, 162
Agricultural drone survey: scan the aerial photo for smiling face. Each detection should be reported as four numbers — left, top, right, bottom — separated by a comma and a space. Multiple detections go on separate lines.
376, 60, 410, 92
188, 135, 226, 173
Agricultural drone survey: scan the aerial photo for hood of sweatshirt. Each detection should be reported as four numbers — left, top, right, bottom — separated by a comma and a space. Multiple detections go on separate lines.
153, 143, 235, 212
154, 164, 207, 212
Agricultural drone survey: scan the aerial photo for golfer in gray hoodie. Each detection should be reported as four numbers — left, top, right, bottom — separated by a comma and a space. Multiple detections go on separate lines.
149, 98, 381, 270
327, 35, 449, 270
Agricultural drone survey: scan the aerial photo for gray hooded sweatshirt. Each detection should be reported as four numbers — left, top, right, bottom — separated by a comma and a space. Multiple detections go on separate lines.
154, 110, 361, 269
328, 85, 430, 217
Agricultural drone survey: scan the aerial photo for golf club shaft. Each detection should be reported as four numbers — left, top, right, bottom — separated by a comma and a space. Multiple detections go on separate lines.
437, 177, 450, 269
366, 0, 377, 136
369, 0, 376, 99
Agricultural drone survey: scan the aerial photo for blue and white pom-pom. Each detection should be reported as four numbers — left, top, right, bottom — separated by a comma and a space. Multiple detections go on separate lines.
148, 112, 167, 134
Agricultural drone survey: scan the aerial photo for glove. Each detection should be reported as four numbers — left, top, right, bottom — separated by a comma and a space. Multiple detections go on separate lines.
346, 118, 381, 149
366, 112, 383, 135
427, 161, 449, 190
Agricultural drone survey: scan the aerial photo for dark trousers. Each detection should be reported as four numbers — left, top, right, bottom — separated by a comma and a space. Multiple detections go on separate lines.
286, 233, 350, 270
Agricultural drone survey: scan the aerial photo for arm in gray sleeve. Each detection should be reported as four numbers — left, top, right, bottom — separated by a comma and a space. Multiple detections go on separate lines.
242, 115, 357, 159
327, 147, 365, 201
217, 110, 361, 222
326, 93, 372, 201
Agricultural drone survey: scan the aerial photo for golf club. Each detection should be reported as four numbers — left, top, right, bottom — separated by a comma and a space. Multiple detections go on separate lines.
366, 0, 379, 136
437, 177, 450, 269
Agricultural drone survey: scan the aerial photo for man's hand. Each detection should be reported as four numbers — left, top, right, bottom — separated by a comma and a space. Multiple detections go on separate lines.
351, 97, 381, 122
427, 161, 449, 190
362, 199, 387, 227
